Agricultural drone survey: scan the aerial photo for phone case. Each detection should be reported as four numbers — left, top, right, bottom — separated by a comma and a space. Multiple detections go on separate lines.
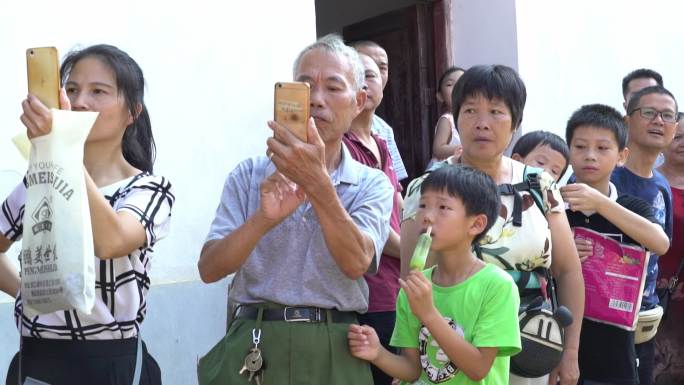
27, 47, 60, 109
274, 82, 310, 141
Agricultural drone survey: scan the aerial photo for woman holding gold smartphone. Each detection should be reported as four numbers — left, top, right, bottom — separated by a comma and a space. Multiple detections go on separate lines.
1, 44, 174, 385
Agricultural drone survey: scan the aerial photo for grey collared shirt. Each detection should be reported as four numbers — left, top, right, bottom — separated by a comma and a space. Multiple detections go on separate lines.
205, 145, 393, 312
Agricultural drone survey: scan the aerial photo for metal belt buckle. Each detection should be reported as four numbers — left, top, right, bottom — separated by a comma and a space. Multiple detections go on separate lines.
284, 306, 315, 322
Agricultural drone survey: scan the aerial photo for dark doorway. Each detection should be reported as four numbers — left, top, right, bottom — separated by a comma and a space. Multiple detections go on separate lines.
343, 2, 451, 183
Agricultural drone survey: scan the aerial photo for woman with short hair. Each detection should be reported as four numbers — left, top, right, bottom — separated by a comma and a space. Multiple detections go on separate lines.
400, 65, 584, 385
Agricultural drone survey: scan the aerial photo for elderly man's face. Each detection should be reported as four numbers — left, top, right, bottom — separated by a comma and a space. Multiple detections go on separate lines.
295, 49, 365, 144
356, 45, 389, 89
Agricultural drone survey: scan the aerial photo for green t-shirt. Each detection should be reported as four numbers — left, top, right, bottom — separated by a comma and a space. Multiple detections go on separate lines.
391, 264, 521, 385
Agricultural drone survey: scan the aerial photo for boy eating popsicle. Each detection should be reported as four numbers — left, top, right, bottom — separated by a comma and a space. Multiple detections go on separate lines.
348, 165, 521, 384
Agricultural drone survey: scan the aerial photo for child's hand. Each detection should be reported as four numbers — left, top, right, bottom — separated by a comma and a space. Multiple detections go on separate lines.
574, 238, 593, 262
399, 270, 438, 323
348, 324, 381, 362
560, 183, 606, 213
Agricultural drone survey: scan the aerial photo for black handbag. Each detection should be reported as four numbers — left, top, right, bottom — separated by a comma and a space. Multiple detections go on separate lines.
507, 269, 574, 378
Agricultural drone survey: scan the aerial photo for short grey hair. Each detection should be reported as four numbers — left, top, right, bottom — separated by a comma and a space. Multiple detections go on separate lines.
293, 34, 365, 92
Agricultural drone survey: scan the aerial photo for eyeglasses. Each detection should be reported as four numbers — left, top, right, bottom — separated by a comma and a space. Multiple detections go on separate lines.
630, 107, 678, 123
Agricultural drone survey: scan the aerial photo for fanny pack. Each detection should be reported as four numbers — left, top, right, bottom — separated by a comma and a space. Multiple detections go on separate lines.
506, 269, 574, 378
634, 305, 663, 344
638, 256, 684, 344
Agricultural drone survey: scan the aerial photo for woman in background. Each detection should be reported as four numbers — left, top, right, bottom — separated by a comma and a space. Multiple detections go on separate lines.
401, 65, 583, 385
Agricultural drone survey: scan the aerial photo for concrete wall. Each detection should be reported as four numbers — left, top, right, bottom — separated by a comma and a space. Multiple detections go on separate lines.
0, 0, 315, 383
515, 0, 684, 137
449, 0, 520, 150
451, 0, 519, 69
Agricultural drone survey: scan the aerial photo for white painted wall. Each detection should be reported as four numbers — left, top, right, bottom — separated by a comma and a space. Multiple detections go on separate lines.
0, 0, 316, 294
516, 0, 684, 137
451, 0, 519, 69
0, 1, 316, 383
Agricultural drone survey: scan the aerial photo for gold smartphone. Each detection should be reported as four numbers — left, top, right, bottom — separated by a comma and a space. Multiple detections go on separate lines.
274, 82, 310, 141
26, 47, 60, 109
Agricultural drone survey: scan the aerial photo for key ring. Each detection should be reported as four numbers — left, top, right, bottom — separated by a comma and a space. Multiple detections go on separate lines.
252, 328, 261, 345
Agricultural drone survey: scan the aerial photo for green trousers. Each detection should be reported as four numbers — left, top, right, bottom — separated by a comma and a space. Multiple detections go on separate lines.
198, 307, 373, 385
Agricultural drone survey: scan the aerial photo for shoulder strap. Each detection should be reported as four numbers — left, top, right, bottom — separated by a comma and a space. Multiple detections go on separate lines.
669, 254, 684, 293
497, 165, 546, 227
677, 256, 684, 276
132, 335, 143, 385
498, 182, 524, 226
519, 165, 545, 214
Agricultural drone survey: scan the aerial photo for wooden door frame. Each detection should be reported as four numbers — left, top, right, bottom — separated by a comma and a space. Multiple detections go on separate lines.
433, 0, 454, 79
341, 0, 453, 181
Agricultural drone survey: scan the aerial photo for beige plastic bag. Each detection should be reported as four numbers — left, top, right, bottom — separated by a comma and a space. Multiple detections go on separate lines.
20, 109, 98, 315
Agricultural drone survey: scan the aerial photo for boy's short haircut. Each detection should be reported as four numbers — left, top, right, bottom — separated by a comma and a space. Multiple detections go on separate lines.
565, 104, 628, 150
626, 85, 679, 117
421, 165, 500, 244
621, 68, 663, 98
512, 131, 570, 178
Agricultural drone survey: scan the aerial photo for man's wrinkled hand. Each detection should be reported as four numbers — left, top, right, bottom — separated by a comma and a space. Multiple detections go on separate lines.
259, 171, 306, 223
266, 117, 327, 192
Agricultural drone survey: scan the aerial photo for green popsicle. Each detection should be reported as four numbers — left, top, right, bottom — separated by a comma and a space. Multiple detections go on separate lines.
409, 226, 433, 270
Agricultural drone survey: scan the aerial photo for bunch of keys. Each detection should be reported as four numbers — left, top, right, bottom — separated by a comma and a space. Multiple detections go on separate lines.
239, 328, 265, 384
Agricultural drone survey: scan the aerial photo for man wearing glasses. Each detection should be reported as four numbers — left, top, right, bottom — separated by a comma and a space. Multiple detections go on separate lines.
612, 85, 676, 385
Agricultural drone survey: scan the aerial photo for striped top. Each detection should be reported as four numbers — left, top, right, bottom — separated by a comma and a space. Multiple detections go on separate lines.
372, 114, 408, 181
0, 172, 174, 340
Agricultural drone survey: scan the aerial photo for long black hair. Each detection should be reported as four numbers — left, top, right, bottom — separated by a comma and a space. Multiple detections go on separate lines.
60, 44, 155, 172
